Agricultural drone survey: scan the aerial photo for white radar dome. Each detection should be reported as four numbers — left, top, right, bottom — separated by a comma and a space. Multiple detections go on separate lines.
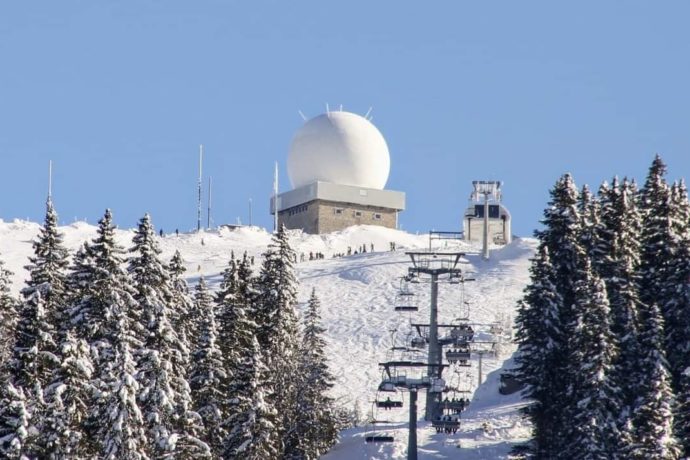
287, 111, 391, 190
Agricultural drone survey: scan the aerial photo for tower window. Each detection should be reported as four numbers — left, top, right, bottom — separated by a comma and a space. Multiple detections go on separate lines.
373, 213, 382, 220
334, 208, 344, 215
354, 211, 362, 217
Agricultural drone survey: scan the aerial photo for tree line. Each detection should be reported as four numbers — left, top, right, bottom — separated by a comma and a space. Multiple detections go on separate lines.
0, 203, 340, 459
514, 155, 690, 459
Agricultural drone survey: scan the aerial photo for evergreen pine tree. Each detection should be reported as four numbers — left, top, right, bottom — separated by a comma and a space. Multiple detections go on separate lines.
15, 198, 72, 454
223, 336, 277, 460
167, 250, 194, 346
97, 311, 149, 460
0, 256, 17, 368
532, 174, 582, 454
128, 214, 206, 457
254, 226, 301, 456
0, 382, 32, 459
628, 303, 681, 459
637, 156, 675, 339
563, 259, 619, 459
23, 198, 70, 331
676, 367, 690, 456
71, 210, 146, 458
189, 276, 226, 454
513, 245, 563, 457
578, 184, 600, 260
219, 252, 279, 457
663, 181, 690, 384
285, 289, 338, 459
42, 332, 96, 459
598, 178, 644, 450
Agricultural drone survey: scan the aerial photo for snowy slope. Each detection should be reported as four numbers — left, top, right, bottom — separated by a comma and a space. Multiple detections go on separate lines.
0, 219, 537, 459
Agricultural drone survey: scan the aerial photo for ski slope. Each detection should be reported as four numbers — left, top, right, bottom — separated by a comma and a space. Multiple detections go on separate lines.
0, 219, 537, 459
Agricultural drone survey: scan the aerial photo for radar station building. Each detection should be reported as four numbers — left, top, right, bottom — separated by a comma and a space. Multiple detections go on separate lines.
463, 180, 512, 245
271, 111, 405, 234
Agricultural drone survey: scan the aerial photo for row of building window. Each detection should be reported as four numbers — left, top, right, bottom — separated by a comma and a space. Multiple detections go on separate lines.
333, 208, 382, 220
288, 204, 308, 216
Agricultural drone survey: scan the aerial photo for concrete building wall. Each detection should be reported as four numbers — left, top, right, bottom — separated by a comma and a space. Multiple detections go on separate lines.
278, 199, 398, 234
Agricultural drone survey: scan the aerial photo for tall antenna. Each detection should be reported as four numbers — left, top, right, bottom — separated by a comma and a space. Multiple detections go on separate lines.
197, 145, 203, 232
48, 160, 53, 201
298, 110, 307, 121
207, 175, 212, 229
249, 198, 253, 227
273, 162, 279, 232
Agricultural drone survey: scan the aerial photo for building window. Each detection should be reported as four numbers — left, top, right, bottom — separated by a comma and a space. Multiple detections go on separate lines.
354, 211, 362, 217
334, 208, 344, 215
373, 213, 382, 220
287, 204, 308, 217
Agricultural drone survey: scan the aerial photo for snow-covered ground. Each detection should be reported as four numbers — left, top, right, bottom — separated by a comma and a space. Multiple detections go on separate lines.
0, 219, 536, 459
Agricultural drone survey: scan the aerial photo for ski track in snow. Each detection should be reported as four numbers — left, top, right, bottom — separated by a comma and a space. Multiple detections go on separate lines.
0, 219, 537, 459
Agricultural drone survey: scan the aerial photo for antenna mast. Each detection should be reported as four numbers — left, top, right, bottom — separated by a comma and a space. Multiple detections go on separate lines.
197, 145, 203, 232
207, 175, 212, 229
48, 160, 53, 202
273, 162, 279, 232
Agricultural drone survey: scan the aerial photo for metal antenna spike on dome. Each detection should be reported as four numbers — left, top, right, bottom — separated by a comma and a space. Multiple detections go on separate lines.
365, 106, 373, 119
326, 103, 330, 116
339, 104, 343, 111
298, 110, 307, 121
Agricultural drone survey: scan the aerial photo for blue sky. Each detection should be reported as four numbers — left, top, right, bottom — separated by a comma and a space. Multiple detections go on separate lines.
1, 1, 689, 236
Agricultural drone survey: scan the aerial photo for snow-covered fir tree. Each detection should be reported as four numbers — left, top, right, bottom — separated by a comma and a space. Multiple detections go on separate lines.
128, 214, 206, 458
23, 198, 70, 331
41, 331, 96, 459
676, 367, 690, 456
0, 382, 32, 459
189, 276, 227, 454
97, 312, 149, 460
663, 180, 690, 384
531, 174, 582, 454
578, 184, 600, 260
562, 259, 620, 459
254, 226, 301, 456
513, 245, 563, 457
68, 210, 145, 458
69, 209, 137, 349
167, 250, 194, 351
8, 200, 69, 386
628, 303, 680, 459
595, 178, 644, 450
285, 288, 338, 460
0, 255, 17, 369
12, 198, 72, 454
222, 336, 277, 460
637, 156, 676, 338
218, 252, 279, 457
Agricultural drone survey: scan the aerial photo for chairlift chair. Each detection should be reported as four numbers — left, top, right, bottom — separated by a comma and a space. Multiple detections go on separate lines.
446, 347, 471, 366
431, 416, 460, 434
365, 404, 396, 443
394, 291, 418, 312
376, 398, 404, 410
